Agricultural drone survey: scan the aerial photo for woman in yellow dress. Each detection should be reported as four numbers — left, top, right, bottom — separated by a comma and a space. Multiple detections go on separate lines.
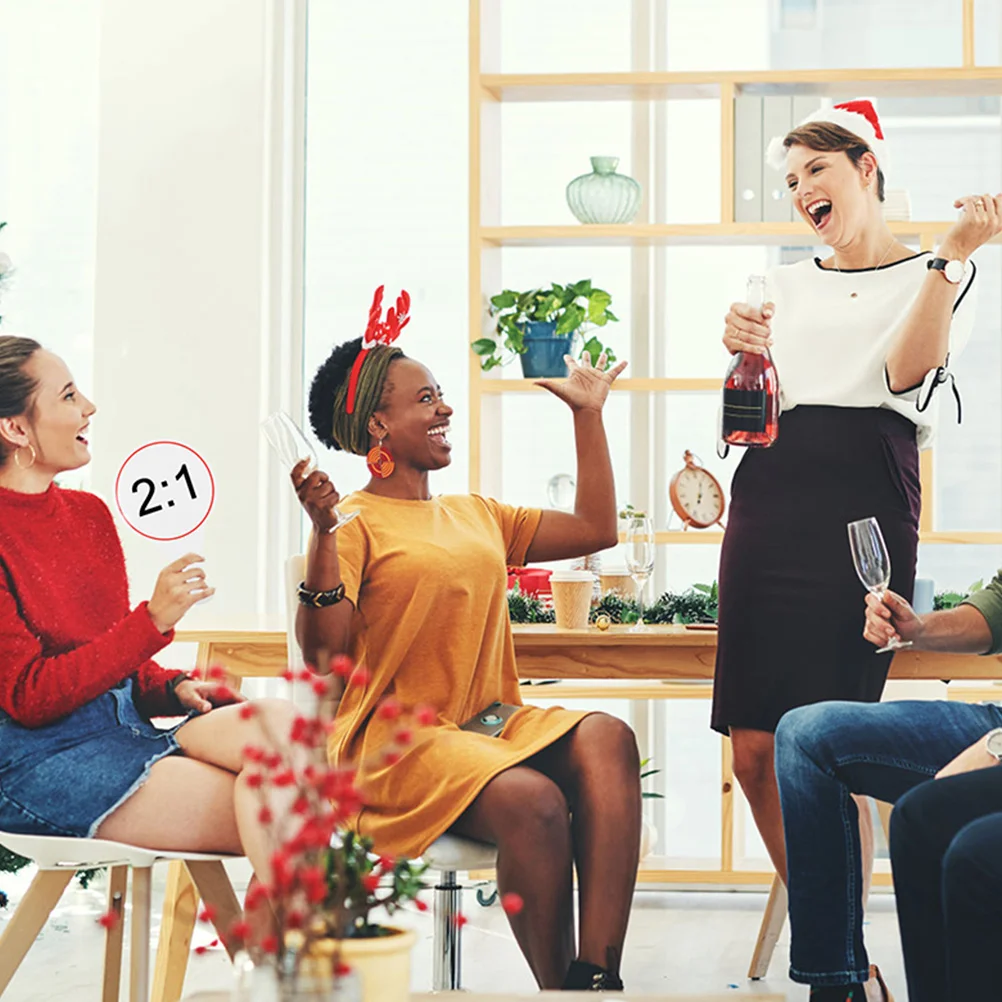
291, 290, 640, 991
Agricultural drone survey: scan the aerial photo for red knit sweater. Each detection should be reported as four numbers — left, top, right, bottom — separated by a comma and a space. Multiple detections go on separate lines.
0, 483, 182, 727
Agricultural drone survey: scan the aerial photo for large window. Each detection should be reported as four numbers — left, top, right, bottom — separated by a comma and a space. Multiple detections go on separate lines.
304, 0, 1002, 870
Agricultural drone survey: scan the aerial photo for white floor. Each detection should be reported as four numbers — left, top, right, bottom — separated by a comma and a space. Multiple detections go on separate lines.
0, 868, 908, 1001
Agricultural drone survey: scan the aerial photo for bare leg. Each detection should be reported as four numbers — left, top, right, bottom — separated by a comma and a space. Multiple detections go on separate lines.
731, 728, 787, 881
98, 698, 300, 888
530, 714, 641, 975
173, 698, 301, 885
451, 766, 575, 989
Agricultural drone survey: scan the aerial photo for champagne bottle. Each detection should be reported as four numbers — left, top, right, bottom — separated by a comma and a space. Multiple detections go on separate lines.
721, 275, 779, 448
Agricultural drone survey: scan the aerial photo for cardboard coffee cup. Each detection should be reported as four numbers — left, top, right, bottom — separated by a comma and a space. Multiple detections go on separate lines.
550, 570, 595, 629
600, 568, 637, 601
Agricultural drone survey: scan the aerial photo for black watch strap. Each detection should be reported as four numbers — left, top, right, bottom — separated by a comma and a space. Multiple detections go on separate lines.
167, 673, 191, 707
297, 580, 347, 608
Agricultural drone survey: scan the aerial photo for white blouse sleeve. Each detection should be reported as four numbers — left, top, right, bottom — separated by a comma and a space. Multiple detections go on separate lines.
884, 260, 978, 421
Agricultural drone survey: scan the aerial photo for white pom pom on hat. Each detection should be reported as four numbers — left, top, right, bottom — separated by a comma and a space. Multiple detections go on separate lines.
765, 97, 889, 173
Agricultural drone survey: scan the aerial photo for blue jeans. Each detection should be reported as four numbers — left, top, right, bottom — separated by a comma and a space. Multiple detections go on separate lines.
892, 766, 1002, 1002
774, 698, 1002, 986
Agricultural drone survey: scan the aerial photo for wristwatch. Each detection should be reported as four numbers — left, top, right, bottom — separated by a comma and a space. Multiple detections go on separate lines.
985, 727, 1002, 762
927, 257, 966, 284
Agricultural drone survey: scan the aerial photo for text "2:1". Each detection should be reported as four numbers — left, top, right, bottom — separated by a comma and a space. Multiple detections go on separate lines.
133, 464, 197, 517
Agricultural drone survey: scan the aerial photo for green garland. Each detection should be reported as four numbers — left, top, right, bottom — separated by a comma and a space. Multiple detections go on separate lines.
508, 581, 718, 625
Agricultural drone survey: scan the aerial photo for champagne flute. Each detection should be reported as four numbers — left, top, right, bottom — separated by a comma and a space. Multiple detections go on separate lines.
848, 516, 912, 653
625, 515, 656, 633
261, 411, 360, 532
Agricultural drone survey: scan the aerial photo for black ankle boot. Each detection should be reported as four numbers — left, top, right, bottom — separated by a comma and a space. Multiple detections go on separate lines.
562, 960, 625, 991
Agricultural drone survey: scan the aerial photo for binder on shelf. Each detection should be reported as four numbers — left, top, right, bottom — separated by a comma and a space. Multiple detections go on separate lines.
734, 95, 763, 223
762, 96, 794, 223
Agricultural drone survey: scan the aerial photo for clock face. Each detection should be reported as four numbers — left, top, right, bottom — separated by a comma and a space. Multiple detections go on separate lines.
672, 467, 724, 527
115, 441, 215, 541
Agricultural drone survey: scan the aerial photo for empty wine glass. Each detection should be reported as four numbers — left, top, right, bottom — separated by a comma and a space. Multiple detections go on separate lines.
261, 411, 359, 533
848, 516, 912, 653
624, 515, 656, 632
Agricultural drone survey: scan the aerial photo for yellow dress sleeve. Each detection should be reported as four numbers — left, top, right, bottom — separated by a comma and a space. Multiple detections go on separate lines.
476, 496, 543, 566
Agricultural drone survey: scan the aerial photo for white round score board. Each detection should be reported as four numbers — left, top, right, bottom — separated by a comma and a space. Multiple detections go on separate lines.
115, 441, 215, 541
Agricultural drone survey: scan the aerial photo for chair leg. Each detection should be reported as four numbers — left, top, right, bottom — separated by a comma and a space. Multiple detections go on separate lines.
102, 866, 129, 1002
130, 866, 153, 1002
151, 860, 199, 1002
432, 868, 463, 991
748, 874, 787, 980
0, 869, 74, 995
184, 860, 243, 960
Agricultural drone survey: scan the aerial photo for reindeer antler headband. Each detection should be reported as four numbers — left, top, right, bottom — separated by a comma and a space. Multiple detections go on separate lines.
345, 285, 411, 415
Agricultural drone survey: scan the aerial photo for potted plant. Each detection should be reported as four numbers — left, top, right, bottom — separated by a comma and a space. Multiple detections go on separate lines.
640, 758, 664, 860
155, 659, 435, 1002
472, 279, 619, 377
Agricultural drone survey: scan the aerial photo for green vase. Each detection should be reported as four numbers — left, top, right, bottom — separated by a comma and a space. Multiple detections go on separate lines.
566, 156, 642, 224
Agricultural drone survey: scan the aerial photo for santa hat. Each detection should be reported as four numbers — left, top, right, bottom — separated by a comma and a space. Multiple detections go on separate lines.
766, 98, 888, 173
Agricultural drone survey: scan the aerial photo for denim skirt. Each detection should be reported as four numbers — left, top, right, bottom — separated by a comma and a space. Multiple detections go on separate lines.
0, 679, 188, 838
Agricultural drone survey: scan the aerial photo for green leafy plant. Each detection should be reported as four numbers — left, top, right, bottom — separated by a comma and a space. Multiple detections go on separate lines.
506, 581, 720, 626
507, 584, 555, 623
321, 831, 427, 939
934, 579, 984, 611
640, 758, 664, 801
473, 280, 618, 371
618, 503, 646, 520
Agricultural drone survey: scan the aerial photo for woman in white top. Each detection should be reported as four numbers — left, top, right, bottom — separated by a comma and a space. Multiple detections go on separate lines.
710, 98, 998, 1000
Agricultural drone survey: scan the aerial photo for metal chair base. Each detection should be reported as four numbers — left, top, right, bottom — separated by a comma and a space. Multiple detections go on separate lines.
432, 868, 464, 991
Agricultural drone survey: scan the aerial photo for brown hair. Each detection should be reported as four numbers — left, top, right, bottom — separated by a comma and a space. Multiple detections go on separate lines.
0, 335, 42, 464
783, 122, 885, 202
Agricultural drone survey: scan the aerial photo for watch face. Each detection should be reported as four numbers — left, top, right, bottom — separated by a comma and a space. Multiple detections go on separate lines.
987, 729, 1002, 759
672, 467, 725, 527
945, 259, 964, 283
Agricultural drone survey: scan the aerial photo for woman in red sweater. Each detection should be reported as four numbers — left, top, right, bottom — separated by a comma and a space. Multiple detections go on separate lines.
0, 335, 292, 883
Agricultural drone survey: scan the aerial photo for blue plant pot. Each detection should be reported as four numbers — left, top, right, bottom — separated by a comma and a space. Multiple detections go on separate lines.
519, 321, 573, 378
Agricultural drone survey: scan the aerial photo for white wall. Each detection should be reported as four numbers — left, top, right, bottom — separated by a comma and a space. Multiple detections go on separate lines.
89, 0, 300, 624
0, 0, 100, 459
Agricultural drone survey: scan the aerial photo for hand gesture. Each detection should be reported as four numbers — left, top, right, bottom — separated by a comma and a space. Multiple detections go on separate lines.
723, 302, 775, 356
173, 678, 247, 715
942, 193, 1002, 259
147, 554, 214, 634
863, 589, 924, 650
292, 459, 341, 534
536, 353, 628, 412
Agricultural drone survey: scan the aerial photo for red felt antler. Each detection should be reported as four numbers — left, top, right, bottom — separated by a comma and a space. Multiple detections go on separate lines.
348, 286, 412, 414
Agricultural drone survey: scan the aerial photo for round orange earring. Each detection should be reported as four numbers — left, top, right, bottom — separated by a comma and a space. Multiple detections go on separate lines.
366, 440, 395, 479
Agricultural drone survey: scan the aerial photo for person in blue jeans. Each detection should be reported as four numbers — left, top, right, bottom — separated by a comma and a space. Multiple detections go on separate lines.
775, 571, 1002, 1002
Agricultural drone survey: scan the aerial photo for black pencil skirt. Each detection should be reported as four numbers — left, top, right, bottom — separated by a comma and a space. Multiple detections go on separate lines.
710, 405, 921, 736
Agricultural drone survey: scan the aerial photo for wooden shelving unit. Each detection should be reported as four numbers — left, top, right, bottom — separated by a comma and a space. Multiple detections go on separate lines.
469, 0, 998, 544
481, 220, 995, 247
481, 65, 1002, 103
469, 0, 998, 888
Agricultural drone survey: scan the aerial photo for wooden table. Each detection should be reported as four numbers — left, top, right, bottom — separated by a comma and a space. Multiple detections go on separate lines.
184, 993, 784, 1001
176, 621, 1002, 683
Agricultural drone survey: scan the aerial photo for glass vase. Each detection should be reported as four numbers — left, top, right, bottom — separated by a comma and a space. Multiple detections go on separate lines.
232, 951, 362, 1002
565, 156, 642, 224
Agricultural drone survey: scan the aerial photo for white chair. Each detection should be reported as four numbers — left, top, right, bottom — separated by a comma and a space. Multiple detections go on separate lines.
285, 555, 499, 991
0, 831, 241, 1002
